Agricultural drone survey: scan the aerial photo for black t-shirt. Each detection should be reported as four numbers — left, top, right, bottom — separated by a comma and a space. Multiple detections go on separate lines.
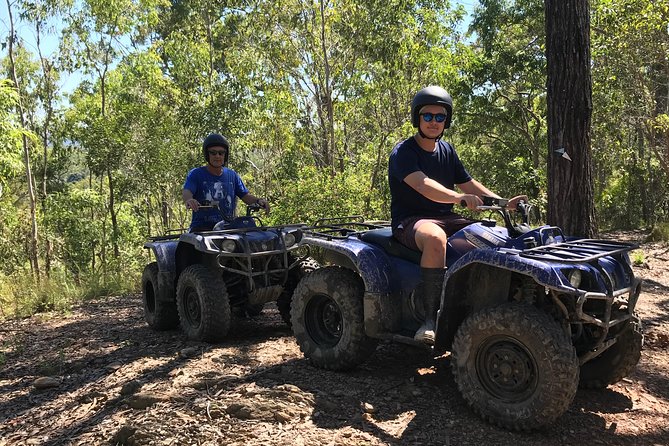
388, 137, 472, 229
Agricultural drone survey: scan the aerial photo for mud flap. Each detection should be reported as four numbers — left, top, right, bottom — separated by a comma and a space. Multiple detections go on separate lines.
157, 270, 176, 302
364, 291, 399, 337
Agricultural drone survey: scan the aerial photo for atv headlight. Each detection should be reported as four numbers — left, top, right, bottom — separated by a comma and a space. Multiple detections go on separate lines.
284, 232, 296, 248
567, 269, 582, 289
219, 239, 237, 253
283, 229, 302, 248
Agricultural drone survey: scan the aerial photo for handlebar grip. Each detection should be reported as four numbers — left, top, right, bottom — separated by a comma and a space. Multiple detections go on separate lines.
460, 199, 467, 207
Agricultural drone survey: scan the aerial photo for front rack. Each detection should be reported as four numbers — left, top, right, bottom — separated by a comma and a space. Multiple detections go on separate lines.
519, 239, 638, 263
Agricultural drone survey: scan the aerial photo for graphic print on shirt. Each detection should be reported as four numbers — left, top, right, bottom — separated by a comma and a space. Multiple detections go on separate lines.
203, 180, 235, 217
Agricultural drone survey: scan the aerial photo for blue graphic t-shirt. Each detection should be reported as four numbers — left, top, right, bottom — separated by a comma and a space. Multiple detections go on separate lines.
183, 166, 249, 230
388, 138, 472, 230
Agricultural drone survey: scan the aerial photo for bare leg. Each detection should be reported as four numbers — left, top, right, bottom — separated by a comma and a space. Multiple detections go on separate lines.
414, 222, 448, 268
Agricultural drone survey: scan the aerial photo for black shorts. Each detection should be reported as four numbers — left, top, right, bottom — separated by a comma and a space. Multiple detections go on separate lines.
392, 214, 477, 251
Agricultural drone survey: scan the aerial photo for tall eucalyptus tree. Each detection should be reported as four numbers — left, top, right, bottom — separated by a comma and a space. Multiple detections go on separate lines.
545, 0, 596, 236
4, 0, 40, 276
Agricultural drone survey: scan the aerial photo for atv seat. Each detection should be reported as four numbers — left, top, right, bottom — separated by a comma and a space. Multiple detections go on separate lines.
359, 227, 421, 264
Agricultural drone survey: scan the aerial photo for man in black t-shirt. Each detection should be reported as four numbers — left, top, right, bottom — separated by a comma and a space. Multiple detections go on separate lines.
388, 86, 527, 344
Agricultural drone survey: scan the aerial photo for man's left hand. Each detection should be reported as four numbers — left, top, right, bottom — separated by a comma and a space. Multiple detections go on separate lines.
256, 198, 271, 213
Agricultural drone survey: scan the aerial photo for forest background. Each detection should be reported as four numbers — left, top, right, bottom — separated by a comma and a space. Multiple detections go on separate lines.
0, 0, 668, 319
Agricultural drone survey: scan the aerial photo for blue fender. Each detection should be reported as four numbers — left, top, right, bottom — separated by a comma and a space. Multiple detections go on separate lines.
300, 235, 408, 295
144, 240, 178, 273
444, 248, 577, 293
143, 239, 179, 302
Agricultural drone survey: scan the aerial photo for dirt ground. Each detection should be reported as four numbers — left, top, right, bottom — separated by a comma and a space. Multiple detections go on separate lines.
1, 232, 668, 446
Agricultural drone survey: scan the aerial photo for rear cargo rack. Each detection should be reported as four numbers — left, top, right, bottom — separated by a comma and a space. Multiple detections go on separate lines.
305, 217, 389, 241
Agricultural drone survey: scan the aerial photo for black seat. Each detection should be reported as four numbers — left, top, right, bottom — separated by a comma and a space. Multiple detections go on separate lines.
359, 227, 421, 264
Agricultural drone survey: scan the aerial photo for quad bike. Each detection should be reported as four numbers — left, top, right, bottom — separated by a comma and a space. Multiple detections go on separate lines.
290, 199, 643, 430
142, 202, 317, 342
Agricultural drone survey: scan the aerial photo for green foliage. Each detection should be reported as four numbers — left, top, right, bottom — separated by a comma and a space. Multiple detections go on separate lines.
0, 187, 32, 275
591, 0, 669, 226
455, 0, 547, 200
267, 163, 388, 226
42, 188, 105, 276
0, 79, 27, 185
630, 250, 645, 266
0, 270, 78, 319
0, 263, 141, 321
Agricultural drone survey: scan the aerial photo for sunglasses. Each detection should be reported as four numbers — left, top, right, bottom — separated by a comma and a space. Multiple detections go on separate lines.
421, 112, 447, 123
208, 150, 227, 156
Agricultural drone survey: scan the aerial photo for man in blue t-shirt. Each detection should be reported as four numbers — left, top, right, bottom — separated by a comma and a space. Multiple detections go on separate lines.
183, 133, 270, 232
388, 86, 527, 344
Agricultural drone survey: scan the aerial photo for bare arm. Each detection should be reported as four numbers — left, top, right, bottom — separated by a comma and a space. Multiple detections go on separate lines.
457, 179, 499, 197
403, 173, 527, 211
182, 189, 200, 211
403, 171, 484, 210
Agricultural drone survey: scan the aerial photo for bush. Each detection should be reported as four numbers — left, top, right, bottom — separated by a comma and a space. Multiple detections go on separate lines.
0, 265, 142, 321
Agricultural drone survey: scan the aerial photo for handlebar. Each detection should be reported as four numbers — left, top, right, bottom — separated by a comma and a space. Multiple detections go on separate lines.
460, 196, 510, 210
460, 196, 533, 238
195, 201, 262, 216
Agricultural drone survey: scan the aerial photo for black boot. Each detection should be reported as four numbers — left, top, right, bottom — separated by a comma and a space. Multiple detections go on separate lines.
414, 267, 446, 344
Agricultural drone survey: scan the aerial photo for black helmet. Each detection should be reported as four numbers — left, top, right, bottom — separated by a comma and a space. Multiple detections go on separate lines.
411, 86, 453, 129
202, 133, 230, 165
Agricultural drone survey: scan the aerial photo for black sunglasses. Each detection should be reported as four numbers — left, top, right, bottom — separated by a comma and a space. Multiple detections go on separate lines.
208, 150, 226, 156
421, 112, 447, 123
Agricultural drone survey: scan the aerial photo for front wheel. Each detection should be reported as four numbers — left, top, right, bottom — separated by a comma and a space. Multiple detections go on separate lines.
176, 264, 231, 342
451, 303, 579, 430
291, 266, 378, 371
579, 315, 643, 388
142, 262, 179, 330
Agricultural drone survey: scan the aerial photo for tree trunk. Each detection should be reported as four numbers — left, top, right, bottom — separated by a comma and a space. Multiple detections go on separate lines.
107, 167, 120, 258
6, 0, 40, 278
161, 188, 169, 232
545, 0, 597, 237
319, 1, 336, 173
36, 19, 55, 276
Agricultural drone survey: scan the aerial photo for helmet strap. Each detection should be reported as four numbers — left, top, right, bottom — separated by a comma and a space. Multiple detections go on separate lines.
418, 128, 443, 141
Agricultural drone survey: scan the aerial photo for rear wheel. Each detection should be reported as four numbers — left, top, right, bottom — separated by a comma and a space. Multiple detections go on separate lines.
291, 266, 377, 370
451, 303, 579, 430
277, 256, 320, 326
579, 315, 643, 388
142, 262, 179, 330
176, 264, 231, 342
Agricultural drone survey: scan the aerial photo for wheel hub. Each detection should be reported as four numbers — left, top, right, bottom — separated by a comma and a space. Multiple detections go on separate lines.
184, 288, 202, 326
304, 293, 342, 348
477, 336, 538, 402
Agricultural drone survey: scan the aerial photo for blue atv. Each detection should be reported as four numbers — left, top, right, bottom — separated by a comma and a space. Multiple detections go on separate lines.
290, 199, 643, 430
142, 203, 317, 342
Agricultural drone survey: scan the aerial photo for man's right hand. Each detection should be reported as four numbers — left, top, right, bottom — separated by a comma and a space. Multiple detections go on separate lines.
185, 198, 200, 211
458, 194, 483, 210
